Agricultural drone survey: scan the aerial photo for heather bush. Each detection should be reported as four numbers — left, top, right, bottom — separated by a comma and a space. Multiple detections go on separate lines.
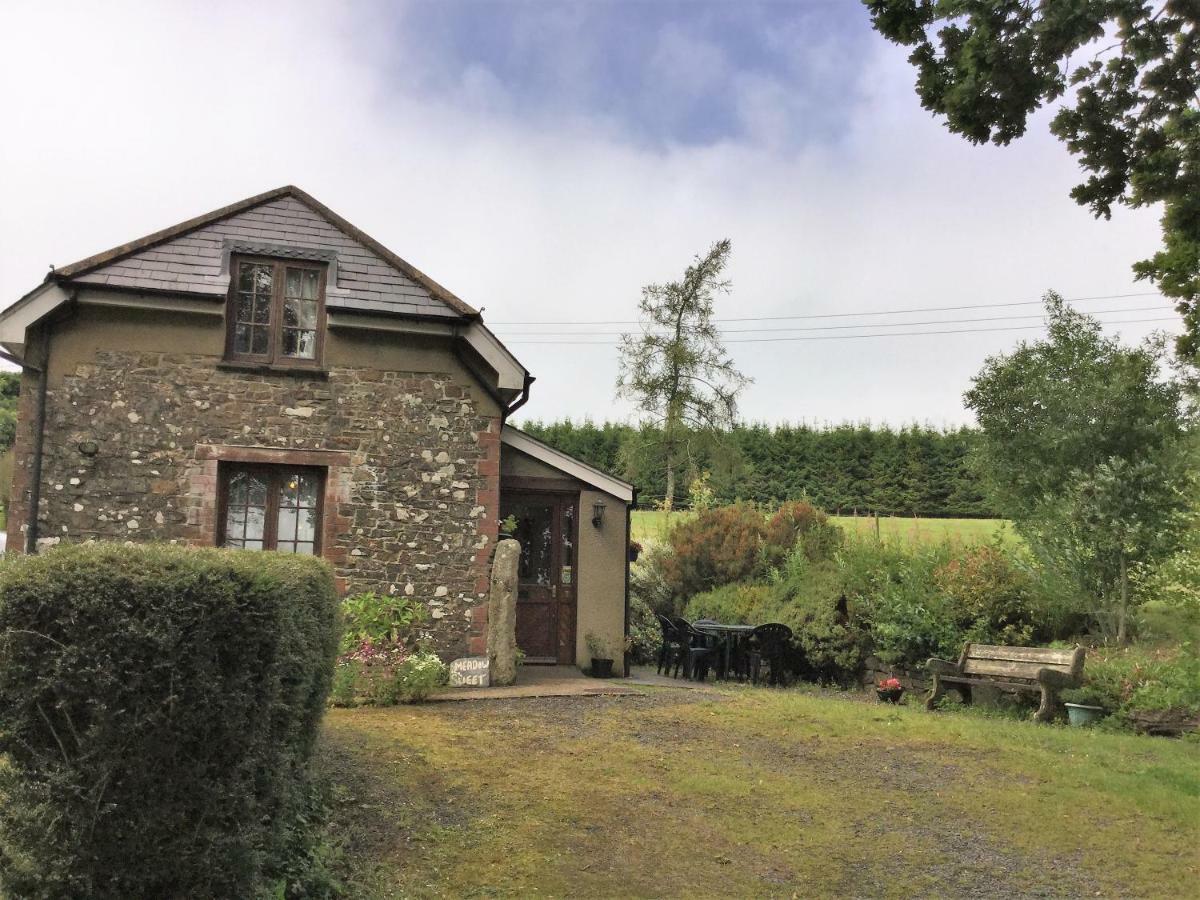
0, 543, 339, 899
661, 502, 766, 598
764, 500, 843, 566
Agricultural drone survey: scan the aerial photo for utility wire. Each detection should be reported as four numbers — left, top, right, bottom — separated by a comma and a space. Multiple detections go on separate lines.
487, 291, 1166, 326
491, 304, 1170, 337
502, 315, 1179, 345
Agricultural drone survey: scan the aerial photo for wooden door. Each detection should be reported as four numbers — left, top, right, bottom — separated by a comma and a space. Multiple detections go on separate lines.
501, 493, 577, 664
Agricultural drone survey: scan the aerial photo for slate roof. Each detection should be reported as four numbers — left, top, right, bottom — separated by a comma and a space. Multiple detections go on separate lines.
50, 186, 477, 320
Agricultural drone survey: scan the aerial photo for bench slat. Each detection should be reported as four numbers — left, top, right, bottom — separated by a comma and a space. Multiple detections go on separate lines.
963, 658, 1046, 679
967, 645, 1077, 666
940, 675, 1042, 692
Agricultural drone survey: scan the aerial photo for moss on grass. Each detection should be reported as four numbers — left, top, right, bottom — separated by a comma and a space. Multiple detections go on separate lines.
320, 688, 1199, 898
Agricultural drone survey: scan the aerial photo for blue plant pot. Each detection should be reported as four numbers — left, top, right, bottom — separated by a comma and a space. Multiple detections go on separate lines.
1065, 703, 1105, 727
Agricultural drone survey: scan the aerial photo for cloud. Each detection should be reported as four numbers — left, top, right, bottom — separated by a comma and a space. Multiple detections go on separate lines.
0, 0, 1174, 428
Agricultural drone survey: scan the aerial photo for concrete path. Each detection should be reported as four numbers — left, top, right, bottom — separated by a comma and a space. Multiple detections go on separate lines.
430, 664, 708, 702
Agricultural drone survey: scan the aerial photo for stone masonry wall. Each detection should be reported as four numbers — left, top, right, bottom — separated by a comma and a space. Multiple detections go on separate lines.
21, 349, 500, 659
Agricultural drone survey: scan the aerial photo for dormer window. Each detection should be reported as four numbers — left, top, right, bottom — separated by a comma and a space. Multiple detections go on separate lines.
225, 256, 326, 367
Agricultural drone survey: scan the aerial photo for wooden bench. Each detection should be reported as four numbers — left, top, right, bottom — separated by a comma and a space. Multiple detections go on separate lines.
926, 643, 1086, 722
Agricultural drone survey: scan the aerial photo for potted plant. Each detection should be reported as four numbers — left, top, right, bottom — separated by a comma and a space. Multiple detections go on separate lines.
876, 676, 904, 703
1062, 685, 1109, 727
498, 514, 519, 540
586, 632, 614, 678
628, 540, 643, 563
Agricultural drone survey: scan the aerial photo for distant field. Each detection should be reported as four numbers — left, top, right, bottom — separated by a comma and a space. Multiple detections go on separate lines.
631, 509, 1013, 547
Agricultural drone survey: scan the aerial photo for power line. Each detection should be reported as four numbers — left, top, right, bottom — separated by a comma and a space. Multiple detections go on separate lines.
490, 304, 1170, 337
502, 314, 1180, 345
487, 291, 1166, 326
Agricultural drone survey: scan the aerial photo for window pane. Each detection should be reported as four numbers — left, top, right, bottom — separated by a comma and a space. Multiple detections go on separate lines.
251, 327, 269, 355
227, 470, 249, 506
234, 323, 251, 354
253, 296, 271, 324
299, 298, 317, 328
236, 293, 253, 323
253, 266, 272, 295
296, 473, 319, 507
278, 507, 297, 542
300, 269, 318, 300
285, 268, 319, 300
298, 507, 316, 541
282, 328, 316, 359
223, 468, 268, 551
295, 542, 315, 556
283, 298, 318, 332
238, 262, 272, 296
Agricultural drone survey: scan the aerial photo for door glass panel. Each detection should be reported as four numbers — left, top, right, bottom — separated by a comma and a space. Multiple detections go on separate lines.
561, 503, 574, 585
503, 501, 554, 587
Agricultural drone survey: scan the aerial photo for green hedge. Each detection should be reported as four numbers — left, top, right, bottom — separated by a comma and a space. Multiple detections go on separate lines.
0, 543, 340, 898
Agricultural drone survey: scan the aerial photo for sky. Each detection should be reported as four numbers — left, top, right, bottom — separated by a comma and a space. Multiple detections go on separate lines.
0, 0, 1178, 429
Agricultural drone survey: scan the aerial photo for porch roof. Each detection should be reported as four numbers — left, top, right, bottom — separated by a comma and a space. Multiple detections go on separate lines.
500, 426, 634, 504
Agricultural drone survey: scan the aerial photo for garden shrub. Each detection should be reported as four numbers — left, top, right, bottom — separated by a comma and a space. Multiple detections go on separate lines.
0, 542, 339, 899
933, 544, 1036, 646
395, 650, 449, 702
1082, 644, 1200, 724
662, 502, 766, 598
339, 590, 427, 655
630, 545, 676, 616
764, 500, 842, 566
627, 592, 662, 664
686, 582, 776, 625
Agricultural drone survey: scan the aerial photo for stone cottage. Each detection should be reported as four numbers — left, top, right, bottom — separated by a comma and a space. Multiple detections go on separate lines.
0, 186, 634, 668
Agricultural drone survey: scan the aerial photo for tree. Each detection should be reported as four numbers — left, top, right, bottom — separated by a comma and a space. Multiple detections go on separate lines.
964, 292, 1191, 641
617, 240, 751, 510
864, 1, 1200, 364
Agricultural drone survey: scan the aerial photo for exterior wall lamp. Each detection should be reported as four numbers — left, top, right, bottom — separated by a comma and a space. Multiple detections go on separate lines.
591, 498, 606, 528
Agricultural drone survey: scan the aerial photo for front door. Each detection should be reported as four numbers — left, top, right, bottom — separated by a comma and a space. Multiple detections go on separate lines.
500, 493, 577, 664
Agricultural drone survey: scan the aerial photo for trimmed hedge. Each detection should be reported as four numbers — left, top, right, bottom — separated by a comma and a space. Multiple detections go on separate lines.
0, 543, 340, 898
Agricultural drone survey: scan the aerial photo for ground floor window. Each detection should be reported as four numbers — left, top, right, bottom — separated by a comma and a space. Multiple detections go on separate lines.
218, 463, 323, 554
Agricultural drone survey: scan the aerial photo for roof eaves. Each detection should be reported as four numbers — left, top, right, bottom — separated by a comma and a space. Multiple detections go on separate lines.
51, 185, 295, 280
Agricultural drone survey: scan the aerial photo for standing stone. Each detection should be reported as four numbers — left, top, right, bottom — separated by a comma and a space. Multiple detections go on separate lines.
488, 538, 520, 686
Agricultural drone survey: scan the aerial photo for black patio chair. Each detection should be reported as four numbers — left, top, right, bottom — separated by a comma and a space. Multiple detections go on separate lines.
668, 616, 718, 681
743, 623, 793, 686
655, 613, 688, 676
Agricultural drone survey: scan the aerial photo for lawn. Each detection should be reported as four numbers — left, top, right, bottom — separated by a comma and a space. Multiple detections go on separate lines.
318, 685, 1198, 898
632, 509, 1014, 547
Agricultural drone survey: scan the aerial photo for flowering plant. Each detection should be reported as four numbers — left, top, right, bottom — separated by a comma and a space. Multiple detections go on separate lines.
878, 677, 903, 691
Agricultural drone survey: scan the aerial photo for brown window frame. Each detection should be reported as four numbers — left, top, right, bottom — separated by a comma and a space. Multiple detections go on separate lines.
216, 462, 326, 555
225, 255, 327, 369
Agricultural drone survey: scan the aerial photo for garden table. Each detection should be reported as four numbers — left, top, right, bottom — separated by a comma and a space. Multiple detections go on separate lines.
693, 621, 756, 680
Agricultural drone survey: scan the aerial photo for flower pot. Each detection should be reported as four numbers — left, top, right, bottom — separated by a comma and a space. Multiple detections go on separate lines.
1065, 702, 1105, 727
590, 657, 614, 678
876, 687, 904, 704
